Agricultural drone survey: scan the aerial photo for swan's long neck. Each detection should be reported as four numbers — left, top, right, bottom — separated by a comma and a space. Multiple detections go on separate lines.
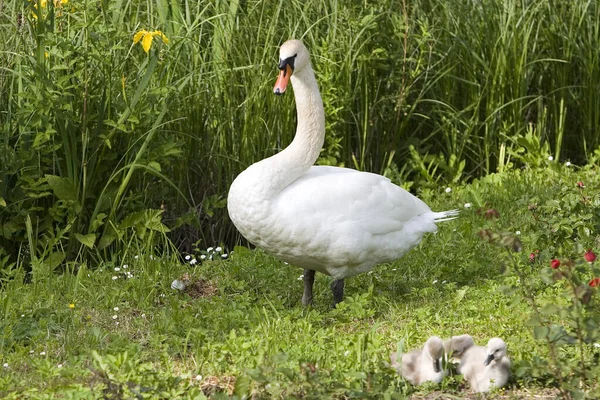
265, 66, 325, 193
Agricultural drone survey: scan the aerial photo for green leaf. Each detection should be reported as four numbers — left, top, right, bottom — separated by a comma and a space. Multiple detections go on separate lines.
0, 197, 6, 207
75, 233, 96, 249
232, 246, 252, 258
233, 375, 250, 398
147, 161, 161, 172
533, 325, 549, 340
540, 304, 559, 315
44, 252, 66, 270
46, 175, 77, 202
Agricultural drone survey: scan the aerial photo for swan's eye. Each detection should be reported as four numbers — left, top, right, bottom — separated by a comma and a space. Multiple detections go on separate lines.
278, 55, 297, 71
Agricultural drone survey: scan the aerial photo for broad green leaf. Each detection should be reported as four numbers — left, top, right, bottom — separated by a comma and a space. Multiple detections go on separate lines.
46, 175, 77, 202
0, 197, 6, 207
147, 161, 161, 172
45, 252, 66, 270
75, 233, 96, 249
533, 325, 549, 340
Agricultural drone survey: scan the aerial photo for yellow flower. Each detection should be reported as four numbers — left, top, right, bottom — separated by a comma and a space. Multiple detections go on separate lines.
69, 303, 75, 309
133, 29, 169, 54
31, 0, 68, 20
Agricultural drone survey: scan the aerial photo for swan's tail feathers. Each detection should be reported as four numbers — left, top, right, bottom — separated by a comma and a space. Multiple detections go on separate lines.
431, 209, 459, 223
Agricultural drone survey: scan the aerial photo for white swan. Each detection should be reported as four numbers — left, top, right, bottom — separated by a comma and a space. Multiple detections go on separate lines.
457, 337, 511, 393
227, 40, 458, 306
390, 336, 445, 385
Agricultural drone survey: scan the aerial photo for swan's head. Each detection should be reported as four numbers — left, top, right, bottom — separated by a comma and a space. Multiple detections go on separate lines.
274, 39, 310, 95
424, 336, 444, 373
445, 334, 475, 359
484, 337, 507, 366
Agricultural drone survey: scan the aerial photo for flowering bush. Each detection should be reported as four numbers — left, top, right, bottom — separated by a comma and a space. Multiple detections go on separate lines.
478, 173, 600, 399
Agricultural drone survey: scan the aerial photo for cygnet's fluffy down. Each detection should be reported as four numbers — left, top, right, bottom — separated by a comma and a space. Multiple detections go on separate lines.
444, 334, 475, 363
391, 336, 445, 385
458, 337, 511, 392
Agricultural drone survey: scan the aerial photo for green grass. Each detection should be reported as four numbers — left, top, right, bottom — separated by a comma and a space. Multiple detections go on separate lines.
2, 165, 599, 398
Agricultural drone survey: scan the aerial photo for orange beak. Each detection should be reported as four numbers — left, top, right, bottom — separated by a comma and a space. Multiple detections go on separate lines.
274, 64, 293, 95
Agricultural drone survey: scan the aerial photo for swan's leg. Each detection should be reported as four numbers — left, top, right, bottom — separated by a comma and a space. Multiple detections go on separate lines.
331, 279, 345, 307
302, 269, 315, 305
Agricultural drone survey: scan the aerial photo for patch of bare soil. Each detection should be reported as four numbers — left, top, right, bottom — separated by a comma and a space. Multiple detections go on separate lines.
177, 273, 218, 299
410, 387, 560, 399
197, 375, 236, 396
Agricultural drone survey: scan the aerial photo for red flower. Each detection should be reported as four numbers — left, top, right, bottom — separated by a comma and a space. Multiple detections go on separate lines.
589, 278, 600, 287
529, 252, 536, 263
584, 250, 597, 263
551, 259, 561, 269
577, 181, 585, 188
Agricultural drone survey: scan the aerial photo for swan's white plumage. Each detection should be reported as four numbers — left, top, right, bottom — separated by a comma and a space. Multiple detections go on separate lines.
391, 336, 445, 385
227, 39, 457, 283
457, 337, 511, 393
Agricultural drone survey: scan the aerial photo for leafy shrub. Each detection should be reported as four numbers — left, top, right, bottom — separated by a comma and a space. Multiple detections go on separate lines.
479, 170, 600, 399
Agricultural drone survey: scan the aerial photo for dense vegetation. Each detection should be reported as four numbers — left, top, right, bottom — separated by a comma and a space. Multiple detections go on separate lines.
1, 0, 599, 260
1, 0, 600, 398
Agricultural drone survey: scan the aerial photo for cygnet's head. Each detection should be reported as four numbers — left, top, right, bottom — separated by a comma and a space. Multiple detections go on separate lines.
274, 40, 311, 95
424, 336, 444, 372
446, 334, 475, 358
484, 337, 507, 366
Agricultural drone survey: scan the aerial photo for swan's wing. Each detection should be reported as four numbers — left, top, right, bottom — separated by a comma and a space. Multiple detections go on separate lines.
274, 166, 433, 235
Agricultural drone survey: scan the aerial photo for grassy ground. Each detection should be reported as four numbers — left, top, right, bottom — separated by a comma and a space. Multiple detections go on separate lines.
1, 164, 599, 399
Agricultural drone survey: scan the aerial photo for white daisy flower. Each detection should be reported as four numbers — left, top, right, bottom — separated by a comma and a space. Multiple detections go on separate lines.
221, 254, 228, 259
122, 265, 128, 269
565, 161, 571, 167
134, 255, 139, 260
189, 259, 197, 265
207, 247, 214, 253
2, 363, 8, 368
464, 202, 471, 208
200, 255, 206, 260
548, 155, 553, 161
445, 187, 452, 193
185, 255, 191, 260
112, 315, 118, 320
215, 246, 222, 252
40, 351, 46, 356
57, 364, 63, 368
114, 267, 120, 272
113, 307, 119, 311
516, 230, 521, 235
112, 276, 118, 280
